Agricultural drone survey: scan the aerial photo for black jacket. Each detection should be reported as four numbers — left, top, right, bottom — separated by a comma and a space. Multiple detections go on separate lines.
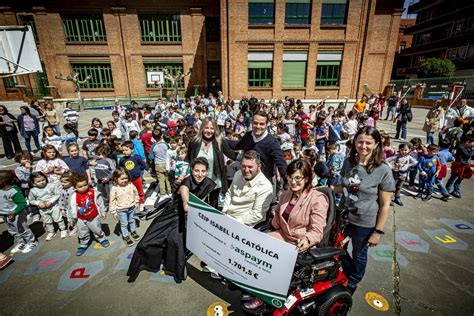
0, 113, 18, 136
186, 137, 236, 193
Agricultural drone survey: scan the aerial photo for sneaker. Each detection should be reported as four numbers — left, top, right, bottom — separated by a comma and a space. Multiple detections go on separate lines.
415, 193, 423, 199
100, 239, 110, 248
31, 214, 41, 223
130, 231, 141, 241
450, 192, 461, 199
45, 232, 56, 241
422, 195, 433, 202
10, 243, 26, 254
393, 197, 404, 206
441, 195, 450, 202
60, 230, 68, 239
0, 255, 12, 269
124, 236, 134, 247
76, 246, 88, 256
69, 226, 77, 237
21, 242, 38, 254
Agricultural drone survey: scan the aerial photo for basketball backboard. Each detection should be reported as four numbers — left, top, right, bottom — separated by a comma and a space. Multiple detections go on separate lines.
0, 25, 42, 77
147, 71, 164, 85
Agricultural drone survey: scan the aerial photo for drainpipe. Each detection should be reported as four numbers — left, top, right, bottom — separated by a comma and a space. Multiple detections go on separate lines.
356, 0, 372, 100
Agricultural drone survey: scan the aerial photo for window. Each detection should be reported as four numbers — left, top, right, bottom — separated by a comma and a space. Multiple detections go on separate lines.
144, 62, 184, 88
285, 0, 311, 25
3, 77, 17, 89
206, 17, 220, 42
399, 41, 406, 52
20, 15, 39, 42
248, 52, 273, 87
139, 14, 181, 42
62, 14, 106, 42
70, 63, 113, 89
282, 51, 307, 88
446, 46, 468, 61
321, 0, 347, 25
316, 51, 342, 87
249, 0, 275, 25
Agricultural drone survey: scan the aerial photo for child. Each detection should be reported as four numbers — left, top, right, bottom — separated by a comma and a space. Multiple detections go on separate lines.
407, 137, 426, 191
100, 129, 111, 144
124, 113, 140, 137
150, 130, 172, 200
63, 143, 91, 181
129, 130, 146, 161
119, 141, 147, 211
175, 147, 190, 186
0, 171, 37, 253
91, 118, 103, 137
446, 134, 473, 198
63, 101, 79, 129
28, 172, 68, 240
91, 144, 116, 210
328, 114, 344, 143
386, 143, 418, 206
82, 128, 100, 160
325, 142, 344, 188
276, 124, 291, 144
109, 168, 141, 246
34, 144, 69, 185
59, 171, 77, 236
435, 139, 454, 201
68, 172, 110, 256
14, 151, 41, 223
62, 123, 79, 147
416, 144, 441, 201
43, 125, 62, 152
166, 136, 178, 184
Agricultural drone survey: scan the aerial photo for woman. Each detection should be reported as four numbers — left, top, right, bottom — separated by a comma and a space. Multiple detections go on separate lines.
394, 98, 412, 141
334, 126, 395, 295
423, 100, 444, 144
0, 105, 22, 159
244, 159, 329, 310
127, 157, 216, 283
187, 117, 236, 209
29, 100, 46, 137
44, 102, 60, 134
17, 106, 41, 153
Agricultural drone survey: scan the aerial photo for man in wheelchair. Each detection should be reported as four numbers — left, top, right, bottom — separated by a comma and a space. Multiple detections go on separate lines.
241, 159, 352, 315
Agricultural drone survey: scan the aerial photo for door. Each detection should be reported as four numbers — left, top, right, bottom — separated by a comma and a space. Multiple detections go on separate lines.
207, 61, 221, 96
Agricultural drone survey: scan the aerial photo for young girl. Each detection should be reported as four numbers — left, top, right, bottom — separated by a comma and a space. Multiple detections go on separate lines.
386, 143, 418, 206
43, 125, 62, 152
382, 134, 396, 159
28, 172, 67, 240
34, 144, 69, 185
0, 170, 37, 254
91, 118, 103, 138
92, 144, 116, 210
62, 123, 79, 147
69, 172, 110, 256
234, 114, 246, 135
109, 168, 140, 246
14, 151, 41, 223
59, 171, 77, 236
175, 147, 190, 186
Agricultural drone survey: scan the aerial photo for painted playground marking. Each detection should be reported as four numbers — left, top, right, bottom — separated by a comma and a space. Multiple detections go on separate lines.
83, 235, 121, 257
424, 228, 469, 251
7, 241, 42, 261
368, 244, 409, 267
24, 250, 70, 275
113, 246, 136, 271
395, 231, 430, 253
57, 260, 104, 291
149, 265, 178, 284
365, 292, 390, 311
439, 218, 474, 235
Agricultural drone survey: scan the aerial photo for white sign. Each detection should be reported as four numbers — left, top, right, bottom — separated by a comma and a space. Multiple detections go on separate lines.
187, 194, 298, 309
146, 71, 164, 85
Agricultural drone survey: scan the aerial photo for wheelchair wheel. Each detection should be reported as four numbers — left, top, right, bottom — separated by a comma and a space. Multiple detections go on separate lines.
316, 285, 352, 316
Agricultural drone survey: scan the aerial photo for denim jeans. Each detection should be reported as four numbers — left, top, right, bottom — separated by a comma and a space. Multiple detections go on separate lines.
446, 173, 463, 196
341, 224, 374, 290
418, 174, 436, 195
395, 121, 407, 140
385, 106, 396, 120
117, 206, 137, 238
435, 178, 449, 197
316, 142, 325, 155
426, 132, 434, 145
23, 130, 41, 152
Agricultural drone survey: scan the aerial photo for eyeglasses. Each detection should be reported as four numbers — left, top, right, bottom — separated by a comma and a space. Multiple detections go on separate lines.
286, 175, 305, 183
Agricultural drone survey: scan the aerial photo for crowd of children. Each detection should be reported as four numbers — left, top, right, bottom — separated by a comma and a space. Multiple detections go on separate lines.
0, 95, 472, 262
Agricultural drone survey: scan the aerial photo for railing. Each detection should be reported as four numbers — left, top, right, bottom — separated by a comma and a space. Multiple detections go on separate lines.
390, 76, 474, 100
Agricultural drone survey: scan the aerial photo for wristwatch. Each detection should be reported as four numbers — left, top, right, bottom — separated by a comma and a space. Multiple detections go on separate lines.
374, 229, 385, 235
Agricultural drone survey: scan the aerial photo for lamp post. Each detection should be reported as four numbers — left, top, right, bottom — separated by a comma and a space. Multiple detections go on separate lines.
163, 67, 192, 105
55, 73, 91, 111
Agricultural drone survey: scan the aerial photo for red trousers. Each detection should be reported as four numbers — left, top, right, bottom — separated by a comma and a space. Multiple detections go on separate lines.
132, 177, 145, 204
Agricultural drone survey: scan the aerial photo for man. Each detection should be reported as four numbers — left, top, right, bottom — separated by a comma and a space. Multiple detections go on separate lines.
63, 101, 79, 129
222, 150, 273, 227
385, 93, 398, 120
353, 95, 367, 115
233, 111, 287, 181
444, 99, 473, 129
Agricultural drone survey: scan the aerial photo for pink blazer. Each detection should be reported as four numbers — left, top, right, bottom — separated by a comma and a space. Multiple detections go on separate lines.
271, 188, 328, 247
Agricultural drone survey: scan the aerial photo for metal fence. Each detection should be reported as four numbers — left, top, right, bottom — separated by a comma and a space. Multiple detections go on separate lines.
390, 76, 474, 100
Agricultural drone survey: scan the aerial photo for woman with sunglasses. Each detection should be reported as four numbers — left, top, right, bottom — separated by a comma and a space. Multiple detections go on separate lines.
244, 159, 329, 310
334, 126, 395, 295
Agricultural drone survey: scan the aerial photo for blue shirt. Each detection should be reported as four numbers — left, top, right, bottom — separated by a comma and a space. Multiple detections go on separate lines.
437, 149, 454, 166
63, 156, 89, 174
118, 155, 147, 180
132, 139, 146, 161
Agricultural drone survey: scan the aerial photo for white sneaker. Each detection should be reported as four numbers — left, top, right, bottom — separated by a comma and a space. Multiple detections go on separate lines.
21, 242, 38, 254
10, 243, 26, 254
69, 227, 77, 236
45, 232, 56, 241
60, 230, 68, 239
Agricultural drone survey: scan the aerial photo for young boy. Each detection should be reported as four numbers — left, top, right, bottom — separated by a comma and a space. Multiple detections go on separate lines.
325, 142, 344, 188
92, 144, 116, 210
82, 128, 100, 160
446, 134, 473, 198
119, 141, 147, 210
436, 139, 455, 201
416, 144, 441, 201
150, 130, 172, 201
386, 143, 418, 206
140, 121, 155, 177
64, 143, 92, 184
69, 172, 110, 256
129, 130, 146, 161
0, 170, 37, 254
166, 136, 178, 184
175, 147, 190, 186
112, 110, 127, 141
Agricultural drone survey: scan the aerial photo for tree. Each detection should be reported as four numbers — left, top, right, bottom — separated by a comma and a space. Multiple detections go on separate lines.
419, 58, 456, 78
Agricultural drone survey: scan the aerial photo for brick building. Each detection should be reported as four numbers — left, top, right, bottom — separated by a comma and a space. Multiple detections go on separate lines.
0, 0, 403, 101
